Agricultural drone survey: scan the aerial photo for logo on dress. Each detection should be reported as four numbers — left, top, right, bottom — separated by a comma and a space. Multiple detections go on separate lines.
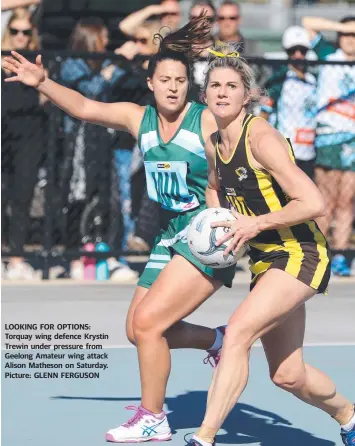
217, 168, 222, 181
157, 163, 171, 169
235, 167, 248, 182
225, 187, 236, 196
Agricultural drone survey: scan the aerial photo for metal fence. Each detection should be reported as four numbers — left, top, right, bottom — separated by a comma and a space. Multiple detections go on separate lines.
1, 50, 355, 279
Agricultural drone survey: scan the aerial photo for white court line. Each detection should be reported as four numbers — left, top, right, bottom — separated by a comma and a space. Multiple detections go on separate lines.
2, 342, 355, 351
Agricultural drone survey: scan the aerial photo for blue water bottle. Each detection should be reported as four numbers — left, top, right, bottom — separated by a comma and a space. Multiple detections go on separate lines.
95, 242, 110, 281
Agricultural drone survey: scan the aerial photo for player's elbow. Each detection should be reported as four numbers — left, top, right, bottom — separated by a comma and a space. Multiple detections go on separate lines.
309, 194, 326, 219
76, 99, 94, 122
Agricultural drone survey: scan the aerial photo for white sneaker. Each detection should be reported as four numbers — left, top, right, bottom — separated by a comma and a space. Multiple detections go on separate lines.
105, 405, 172, 443
109, 260, 138, 283
6, 262, 36, 280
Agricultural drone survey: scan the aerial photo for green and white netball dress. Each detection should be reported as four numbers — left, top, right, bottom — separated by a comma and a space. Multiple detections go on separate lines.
137, 101, 235, 288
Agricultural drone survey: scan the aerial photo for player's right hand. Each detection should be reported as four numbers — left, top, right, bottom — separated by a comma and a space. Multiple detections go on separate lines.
2, 51, 46, 88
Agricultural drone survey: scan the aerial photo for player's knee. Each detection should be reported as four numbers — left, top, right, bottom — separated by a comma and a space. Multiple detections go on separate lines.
125, 324, 136, 346
132, 309, 159, 340
223, 319, 255, 350
271, 366, 306, 392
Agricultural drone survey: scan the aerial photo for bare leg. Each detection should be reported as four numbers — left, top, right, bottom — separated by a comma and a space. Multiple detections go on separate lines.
262, 305, 354, 425
333, 171, 355, 250
133, 255, 223, 413
196, 269, 316, 442
126, 286, 218, 350
315, 168, 341, 237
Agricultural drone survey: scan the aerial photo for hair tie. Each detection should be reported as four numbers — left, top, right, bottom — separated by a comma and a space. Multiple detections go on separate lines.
207, 49, 240, 58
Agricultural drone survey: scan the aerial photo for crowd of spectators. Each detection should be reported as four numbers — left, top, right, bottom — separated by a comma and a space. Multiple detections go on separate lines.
1, 0, 355, 280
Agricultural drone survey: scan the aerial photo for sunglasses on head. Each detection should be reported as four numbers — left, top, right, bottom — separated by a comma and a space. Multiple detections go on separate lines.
190, 15, 215, 23
218, 15, 239, 21
9, 27, 32, 36
286, 45, 308, 56
133, 37, 148, 45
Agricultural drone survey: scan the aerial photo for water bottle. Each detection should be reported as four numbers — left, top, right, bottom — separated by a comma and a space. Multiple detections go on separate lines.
83, 243, 96, 280
96, 242, 110, 281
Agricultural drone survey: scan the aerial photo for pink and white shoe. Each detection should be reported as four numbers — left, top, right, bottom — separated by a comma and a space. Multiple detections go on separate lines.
105, 405, 172, 443
203, 325, 226, 368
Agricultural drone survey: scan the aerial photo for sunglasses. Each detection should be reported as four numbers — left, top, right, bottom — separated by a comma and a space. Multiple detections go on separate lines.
190, 15, 215, 23
9, 27, 32, 37
218, 15, 239, 21
286, 45, 308, 56
161, 12, 180, 17
133, 37, 148, 45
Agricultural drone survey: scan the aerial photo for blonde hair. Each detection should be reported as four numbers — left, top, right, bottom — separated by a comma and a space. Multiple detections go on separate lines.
203, 43, 261, 112
1, 7, 40, 51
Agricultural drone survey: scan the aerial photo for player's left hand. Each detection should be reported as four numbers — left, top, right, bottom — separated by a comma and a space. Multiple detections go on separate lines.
211, 208, 260, 256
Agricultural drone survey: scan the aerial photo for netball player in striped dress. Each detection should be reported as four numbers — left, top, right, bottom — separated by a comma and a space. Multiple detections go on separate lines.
188, 47, 355, 446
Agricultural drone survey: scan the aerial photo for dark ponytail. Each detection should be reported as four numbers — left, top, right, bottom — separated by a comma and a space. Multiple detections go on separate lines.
147, 15, 212, 79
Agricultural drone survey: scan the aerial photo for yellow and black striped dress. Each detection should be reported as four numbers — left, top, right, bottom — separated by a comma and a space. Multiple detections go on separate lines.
215, 114, 331, 293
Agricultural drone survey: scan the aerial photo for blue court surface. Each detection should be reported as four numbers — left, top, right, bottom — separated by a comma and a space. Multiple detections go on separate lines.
2, 282, 355, 446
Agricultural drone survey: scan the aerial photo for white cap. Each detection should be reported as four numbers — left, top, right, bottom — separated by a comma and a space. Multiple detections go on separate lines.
282, 26, 311, 50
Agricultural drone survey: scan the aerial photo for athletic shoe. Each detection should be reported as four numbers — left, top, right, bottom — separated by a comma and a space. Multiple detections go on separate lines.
105, 405, 172, 443
341, 406, 355, 445
341, 425, 355, 445
203, 325, 226, 368
186, 437, 214, 446
331, 255, 351, 277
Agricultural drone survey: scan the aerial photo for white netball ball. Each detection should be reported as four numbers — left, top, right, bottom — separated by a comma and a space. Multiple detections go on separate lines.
187, 207, 246, 269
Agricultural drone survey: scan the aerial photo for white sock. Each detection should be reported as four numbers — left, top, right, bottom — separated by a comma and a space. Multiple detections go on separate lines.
208, 326, 226, 351
341, 409, 355, 432
192, 435, 213, 446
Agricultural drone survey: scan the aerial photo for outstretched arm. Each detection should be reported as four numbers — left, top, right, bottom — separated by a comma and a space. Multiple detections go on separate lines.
119, 4, 163, 36
302, 16, 355, 39
2, 51, 144, 138
1, 0, 39, 10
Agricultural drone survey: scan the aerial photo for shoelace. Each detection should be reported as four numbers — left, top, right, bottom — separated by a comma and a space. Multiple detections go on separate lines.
203, 350, 220, 368
123, 405, 146, 427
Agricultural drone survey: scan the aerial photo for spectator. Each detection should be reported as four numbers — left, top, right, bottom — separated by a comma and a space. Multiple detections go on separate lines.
261, 26, 317, 179
303, 16, 355, 276
216, 0, 256, 56
1, 0, 40, 37
1, 7, 46, 280
59, 17, 125, 280
118, 0, 181, 38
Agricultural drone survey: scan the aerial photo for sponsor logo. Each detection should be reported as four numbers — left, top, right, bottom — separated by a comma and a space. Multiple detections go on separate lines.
157, 163, 171, 169
225, 187, 236, 196
235, 167, 248, 182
